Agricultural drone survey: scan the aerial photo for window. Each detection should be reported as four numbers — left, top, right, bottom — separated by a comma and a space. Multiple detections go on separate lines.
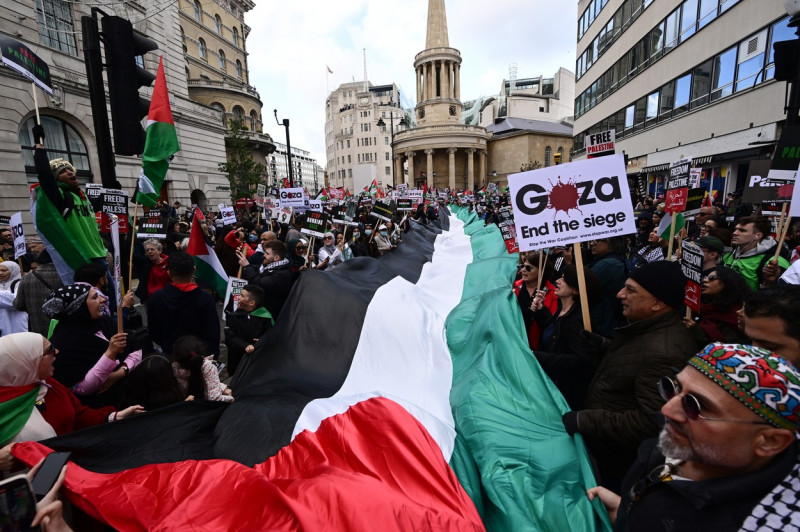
19, 116, 90, 184
646, 91, 659, 120
232, 106, 244, 122
250, 110, 258, 131
664, 8, 680, 50
385, 166, 391, 176
650, 21, 665, 60
736, 53, 764, 91
681, 0, 698, 41
691, 59, 712, 108
385, 137, 389, 145
36, 0, 78, 55
674, 73, 692, 115
232, 27, 239, 47
214, 15, 222, 34
235, 60, 242, 77
193, 0, 202, 21
634, 97, 647, 130
711, 46, 736, 100
385, 152, 390, 160
719, 0, 740, 13
210, 102, 226, 126
198, 39, 206, 59
545, 146, 552, 167
218, 50, 226, 70
624, 104, 635, 130
698, 0, 717, 30
767, 17, 793, 80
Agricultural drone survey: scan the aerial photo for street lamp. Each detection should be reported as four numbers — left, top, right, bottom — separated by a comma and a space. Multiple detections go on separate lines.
376, 105, 408, 187
775, 2, 800, 126
274, 109, 294, 187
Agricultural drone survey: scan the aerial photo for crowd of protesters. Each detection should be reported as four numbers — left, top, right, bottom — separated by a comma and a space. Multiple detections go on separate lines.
3, 151, 800, 531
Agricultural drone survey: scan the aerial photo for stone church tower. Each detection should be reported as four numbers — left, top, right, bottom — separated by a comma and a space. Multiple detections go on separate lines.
394, 0, 489, 191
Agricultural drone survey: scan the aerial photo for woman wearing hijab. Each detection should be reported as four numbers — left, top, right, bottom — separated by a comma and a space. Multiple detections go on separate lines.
0, 261, 28, 335
286, 238, 311, 282
0, 332, 143, 471
42, 283, 142, 408
317, 232, 343, 270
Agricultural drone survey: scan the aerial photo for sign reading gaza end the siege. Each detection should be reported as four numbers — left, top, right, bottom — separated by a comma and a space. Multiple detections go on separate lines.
665, 158, 690, 214
279, 187, 305, 208
508, 154, 636, 251
301, 211, 328, 238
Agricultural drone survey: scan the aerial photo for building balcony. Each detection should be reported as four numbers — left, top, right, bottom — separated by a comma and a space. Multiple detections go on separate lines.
236, 129, 276, 155
188, 78, 261, 100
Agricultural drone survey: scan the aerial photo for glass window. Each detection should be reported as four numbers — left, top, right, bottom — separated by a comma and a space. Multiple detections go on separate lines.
767, 17, 793, 80
646, 91, 659, 119
198, 38, 206, 59
625, 104, 635, 129
650, 21, 665, 60
664, 9, 680, 51
19, 116, 90, 185
681, 0, 698, 41
719, 0, 739, 13
674, 73, 691, 114
711, 46, 736, 100
736, 53, 765, 91
691, 59, 712, 108
218, 50, 225, 70
634, 97, 647, 129
214, 15, 221, 34
631, 0, 644, 19
235, 60, 242, 78
545, 146, 552, 167
616, 109, 627, 134
233, 27, 239, 47
698, 0, 717, 29
36, 0, 78, 56
193, 0, 201, 21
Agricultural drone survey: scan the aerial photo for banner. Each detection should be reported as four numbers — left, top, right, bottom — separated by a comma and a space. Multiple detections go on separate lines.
219, 204, 237, 225
743, 159, 795, 204
223, 277, 249, 316
0, 35, 53, 94
665, 158, 690, 214
585, 129, 615, 159
137, 213, 169, 239
100, 188, 129, 234
279, 187, 305, 208
684, 187, 707, 216
680, 241, 703, 313
301, 211, 329, 238
508, 154, 635, 251
396, 199, 413, 211
109, 214, 123, 308
370, 202, 393, 222
10, 212, 25, 260
331, 206, 346, 224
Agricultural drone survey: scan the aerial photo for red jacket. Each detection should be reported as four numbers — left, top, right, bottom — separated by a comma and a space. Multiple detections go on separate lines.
42, 378, 114, 436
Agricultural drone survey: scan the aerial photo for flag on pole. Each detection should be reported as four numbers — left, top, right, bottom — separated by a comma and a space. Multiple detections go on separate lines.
316, 187, 329, 201
658, 212, 686, 239
135, 56, 180, 207
368, 179, 378, 197
187, 209, 228, 296
326, 65, 333, 74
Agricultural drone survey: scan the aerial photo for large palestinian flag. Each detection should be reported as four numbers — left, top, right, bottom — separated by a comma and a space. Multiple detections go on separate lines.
12, 208, 610, 531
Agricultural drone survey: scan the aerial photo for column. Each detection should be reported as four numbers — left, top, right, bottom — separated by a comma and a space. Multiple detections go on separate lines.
454, 64, 460, 100
467, 148, 475, 192
479, 149, 487, 188
394, 154, 402, 186
425, 149, 434, 187
416, 67, 422, 103
449, 61, 455, 98
406, 151, 415, 185
427, 63, 434, 101
448, 148, 457, 190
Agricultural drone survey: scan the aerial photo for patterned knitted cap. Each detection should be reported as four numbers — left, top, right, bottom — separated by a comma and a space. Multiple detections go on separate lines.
49, 158, 75, 178
42, 283, 91, 319
689, 343, 800, 431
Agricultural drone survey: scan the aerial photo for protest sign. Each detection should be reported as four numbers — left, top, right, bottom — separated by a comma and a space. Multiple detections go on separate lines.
500, 222, 519, 254
743, 159, 795, 204
407, 189, 422, 206
684, 187, 707, 216
396, 183, 408, 196
681, 241, 703, 313
137, 213, 169, 239
223, 277, 249, 317
498, 206, 514, 226
277, 206, 293, 225
370, 202, 393, 222
331, 205, 346, 224
308, 200, 323, 213
99, 188, 129, 233
665, 158, 690, 214
0, 35, 53, 95
361, 196, 373, 206
86, 184, 103, 212
508, 154, 635, 251
264, 198, 278, 219
396, 199, 413, 211
767, 125, 800, 183
10, 212, 25, 260
689, 167, 702, 189
218, 204, 237, 225
278, 187, 305, 208
0, 216, 9, 226
301, 211, 329, 238
108, 214, 124, 331
585, 129, 615, 158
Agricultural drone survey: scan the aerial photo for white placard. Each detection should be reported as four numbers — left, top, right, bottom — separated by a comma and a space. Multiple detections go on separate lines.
790, 162, 800, 218
308, 200, 323, 213
10, 212, 25, 259
278, 187, 305, 208
585, 129, 616, 158
108, 214, 123, 309
218, 203, 237, 225
277, 206, 293, 224
508, 154, 636, 251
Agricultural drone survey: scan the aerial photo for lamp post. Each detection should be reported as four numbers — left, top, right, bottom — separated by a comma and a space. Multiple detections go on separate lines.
274, 109, 294, 187
376, 104, 408, 187
775, 2, 800, 126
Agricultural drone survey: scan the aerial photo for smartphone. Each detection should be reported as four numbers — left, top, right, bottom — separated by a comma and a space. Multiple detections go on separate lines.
0, 473, 38, 531
31, 451, 70, 501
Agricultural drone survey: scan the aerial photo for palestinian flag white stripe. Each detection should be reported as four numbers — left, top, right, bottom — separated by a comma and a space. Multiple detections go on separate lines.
293, 214, 472, 460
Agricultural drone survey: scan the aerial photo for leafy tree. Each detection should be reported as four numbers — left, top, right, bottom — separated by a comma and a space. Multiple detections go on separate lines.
520, 160, 543, 172
218, 117, 266, 199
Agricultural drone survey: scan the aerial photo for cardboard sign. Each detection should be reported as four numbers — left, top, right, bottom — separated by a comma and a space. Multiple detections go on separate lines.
684, 187, 707, 216
223, 277, 248, 316
500, 222, 519, 254
370, 202, 393, 222
361, 196, 373, 206
743, 159, 795, 204
99, 188, 129, 233
301, 211, 329, 238
396, 199, 413, 211
585, 129, 616, 159
396, 183, 409, 196
218, 204, 237, 225
689, 167, 702, 189
681, 241, 703, 313
790, 162, 800, 218
10, 212, 25, 259
278, 187, 305, 208
0, 35, 53, 94
330, 205, 346, 224
768, 125, 800, 182
665, 158, 690, 214
264, 198, 278, 219
498, 207, 514, 226
308, 200, 323, 213
508, 154, 635, 251
137, 213, 169, 239
277, 206, 293, 225
86, 183, 103, 212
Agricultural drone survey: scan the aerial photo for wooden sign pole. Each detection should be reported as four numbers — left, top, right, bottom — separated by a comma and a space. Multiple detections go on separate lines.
573, 244, 592, 333
666, 214, 678, 260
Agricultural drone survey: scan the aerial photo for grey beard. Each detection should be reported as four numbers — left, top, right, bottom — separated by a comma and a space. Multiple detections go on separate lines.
657, 425, 696, 462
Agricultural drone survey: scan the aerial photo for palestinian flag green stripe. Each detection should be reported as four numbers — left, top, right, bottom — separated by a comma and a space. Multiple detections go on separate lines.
445, 207, 611, 531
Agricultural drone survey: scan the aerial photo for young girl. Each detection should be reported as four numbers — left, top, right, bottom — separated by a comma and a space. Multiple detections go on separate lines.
171, 335, 234, 402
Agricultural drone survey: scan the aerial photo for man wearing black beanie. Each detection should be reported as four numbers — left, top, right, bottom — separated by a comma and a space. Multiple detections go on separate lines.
561, 260, 697, 490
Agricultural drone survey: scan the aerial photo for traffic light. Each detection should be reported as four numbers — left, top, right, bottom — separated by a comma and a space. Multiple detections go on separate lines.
102, 16, 158, 156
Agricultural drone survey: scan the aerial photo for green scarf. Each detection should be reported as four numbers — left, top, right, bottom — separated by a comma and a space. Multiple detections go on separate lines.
0, 385, 39, 446
250, 306, 275, 326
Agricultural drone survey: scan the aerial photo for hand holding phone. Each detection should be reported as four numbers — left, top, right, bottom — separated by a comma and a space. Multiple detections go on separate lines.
0, 474, 37, 531
31, 452, 70, 502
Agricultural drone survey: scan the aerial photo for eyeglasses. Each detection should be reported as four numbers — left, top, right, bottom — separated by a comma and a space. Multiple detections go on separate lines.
704, 275, 719, 281
297, 246, 308, 250
43, 344, 56, 356
658, 376, 770, 425
520, 264, 535, 272
324, 236, 333, 240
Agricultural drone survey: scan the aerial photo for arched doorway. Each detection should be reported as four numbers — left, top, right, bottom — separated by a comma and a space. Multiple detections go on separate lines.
191, 189, 208, 213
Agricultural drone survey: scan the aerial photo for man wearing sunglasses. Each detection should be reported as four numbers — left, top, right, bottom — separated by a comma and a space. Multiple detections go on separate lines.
588, 343, 800, 531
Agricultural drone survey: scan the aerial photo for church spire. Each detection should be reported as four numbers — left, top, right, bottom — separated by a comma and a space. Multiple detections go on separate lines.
425, 0, 450, 49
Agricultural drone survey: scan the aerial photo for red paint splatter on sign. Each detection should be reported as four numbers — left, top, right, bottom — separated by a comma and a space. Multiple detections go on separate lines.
548, 177, 582, 217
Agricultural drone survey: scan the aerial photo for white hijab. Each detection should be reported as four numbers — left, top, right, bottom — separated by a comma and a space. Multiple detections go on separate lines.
0, 332, 57, 444
0, 262, 21, 291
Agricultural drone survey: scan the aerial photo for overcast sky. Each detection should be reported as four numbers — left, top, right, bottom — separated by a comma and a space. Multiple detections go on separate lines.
247, 0, 578, 166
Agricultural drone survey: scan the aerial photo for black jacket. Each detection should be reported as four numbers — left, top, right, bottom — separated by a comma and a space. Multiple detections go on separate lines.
223, 308, 273, 377
240, 262, 293, 319
147, 283, 220, 356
